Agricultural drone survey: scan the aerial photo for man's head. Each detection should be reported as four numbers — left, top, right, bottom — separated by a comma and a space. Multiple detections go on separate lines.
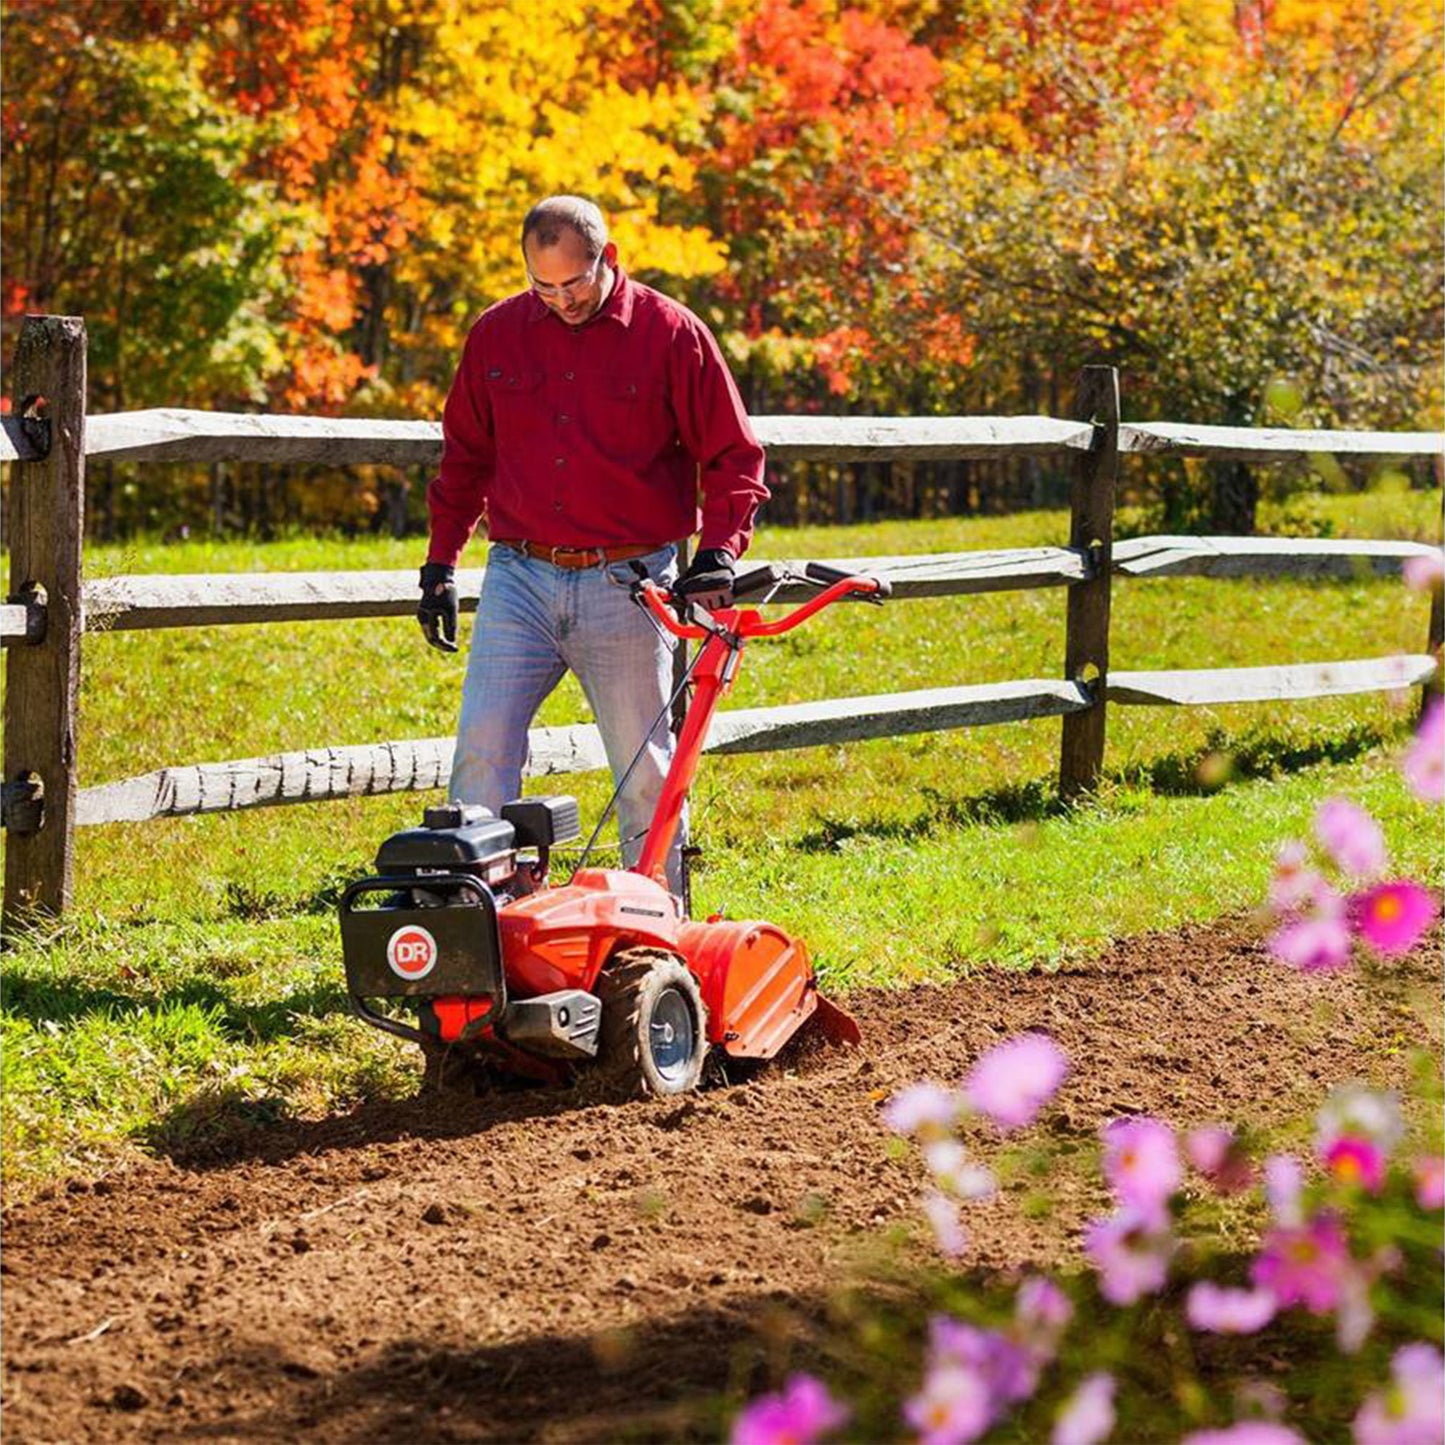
521, 196, 617, 325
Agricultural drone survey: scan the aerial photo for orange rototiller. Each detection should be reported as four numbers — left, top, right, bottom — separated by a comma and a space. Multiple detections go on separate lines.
338, 561, 887, 1096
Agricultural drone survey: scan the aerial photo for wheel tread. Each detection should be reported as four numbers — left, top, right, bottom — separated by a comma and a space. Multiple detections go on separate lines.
596, 947, 705, 1097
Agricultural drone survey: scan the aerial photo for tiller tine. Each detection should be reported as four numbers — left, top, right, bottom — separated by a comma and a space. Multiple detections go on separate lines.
810, 993, 861, 1047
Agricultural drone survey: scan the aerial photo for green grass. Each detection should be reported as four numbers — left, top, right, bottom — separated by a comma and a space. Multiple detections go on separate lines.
2, 488, 1440, 1193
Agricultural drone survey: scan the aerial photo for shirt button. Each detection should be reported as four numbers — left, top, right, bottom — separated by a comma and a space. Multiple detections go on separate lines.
553, 502, 563, 512
554, 457, 566, 467
558, 414, 570, 424
563, 370, 575, 381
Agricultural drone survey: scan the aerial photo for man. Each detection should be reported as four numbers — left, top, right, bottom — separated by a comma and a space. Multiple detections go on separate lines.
417, 195, 767, 892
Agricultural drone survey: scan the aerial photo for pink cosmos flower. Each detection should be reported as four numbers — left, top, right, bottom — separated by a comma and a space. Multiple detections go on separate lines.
904, 1361, 994, 1445
1102, 1116, 1182, 1217
932, 1315, 1041, 1406
1403, 700, 1443, 803
1315, 798, 1387, 877
964, 1033, 1068, 1132
731, 1374, 849, 1445
1015, 1276, 1073, 1341
923, 1138, 997, 1199
1323, 1137, 1387, 1193
1251, 1212, 1351, 1314
883, 1081, 965, 1136
1185, 1282, 1279, 1334
1052, 1373, 1115, 1445
923, 1190, 968, 1257
1005, 1277, 1073, 1384
1085, 1208, 1174, 1305
1316, 1085, 1404, 1155
1186, 1127, 1256, 1194
1353, 1342, 1445, 1445
1264, 1154, 1305, 1226
1269, 842, 1323, 911
1269, 913, 1353, 973
1402, 550, 1444, 593
1182, 1426, 1306, 1445
1412, 1156, 1444, 1210
1349, 881, 1438, 956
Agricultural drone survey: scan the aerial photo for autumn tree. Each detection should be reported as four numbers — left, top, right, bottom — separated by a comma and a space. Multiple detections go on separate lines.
2, 0, 295, 409
908, 0, 1443, 529
694, 0, 952, 411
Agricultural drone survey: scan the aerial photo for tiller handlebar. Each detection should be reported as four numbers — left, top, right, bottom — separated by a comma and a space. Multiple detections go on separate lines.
628, 562, 890, 885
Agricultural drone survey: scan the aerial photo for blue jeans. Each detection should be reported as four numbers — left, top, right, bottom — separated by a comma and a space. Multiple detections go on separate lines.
450, 541, 684, 890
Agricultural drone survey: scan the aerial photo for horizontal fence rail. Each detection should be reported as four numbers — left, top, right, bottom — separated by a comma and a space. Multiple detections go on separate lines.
75, 680, 1098, 826
0, 410, 1099, 466
5, 411, 1441, 467
3, 317, 1441, 922
1110, 536, 1439, 579
71, 547, 1087, 634
70, 656, 1437, 828
1119, 422, 1445, 462
3, 538, 1435, 642
1105, 655, 1436, 706
75, 538, 1443, 635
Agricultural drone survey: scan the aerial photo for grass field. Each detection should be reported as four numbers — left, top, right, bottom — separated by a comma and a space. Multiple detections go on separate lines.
2, 488, 1440, 1193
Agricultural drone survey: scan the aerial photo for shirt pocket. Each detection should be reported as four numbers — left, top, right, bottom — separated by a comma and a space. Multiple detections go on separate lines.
482, 368, 546, 435
602, 375, 666, 404
590, 373, 671, 460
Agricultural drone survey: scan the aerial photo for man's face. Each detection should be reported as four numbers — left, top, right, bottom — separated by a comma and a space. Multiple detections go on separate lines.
524, 230, 613, 325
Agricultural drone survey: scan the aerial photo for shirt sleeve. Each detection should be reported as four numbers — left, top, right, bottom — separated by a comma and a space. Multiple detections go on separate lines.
668, 316, 768, 559
425, 321, 496, 566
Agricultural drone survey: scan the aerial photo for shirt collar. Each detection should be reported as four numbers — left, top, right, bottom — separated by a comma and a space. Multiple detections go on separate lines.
600, 266, 635, 326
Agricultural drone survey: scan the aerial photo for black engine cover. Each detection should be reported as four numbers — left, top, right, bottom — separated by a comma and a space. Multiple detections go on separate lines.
374, 807, 516, 872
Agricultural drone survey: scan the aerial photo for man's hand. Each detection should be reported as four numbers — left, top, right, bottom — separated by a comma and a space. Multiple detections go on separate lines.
417, 562, 459, 652
676, 547, 735, 611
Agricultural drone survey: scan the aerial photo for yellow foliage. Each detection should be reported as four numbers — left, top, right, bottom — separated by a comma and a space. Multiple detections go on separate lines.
376, 0, 728, 379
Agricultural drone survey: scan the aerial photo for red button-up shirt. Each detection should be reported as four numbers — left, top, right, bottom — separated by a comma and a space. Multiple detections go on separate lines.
426, 268, 768, 566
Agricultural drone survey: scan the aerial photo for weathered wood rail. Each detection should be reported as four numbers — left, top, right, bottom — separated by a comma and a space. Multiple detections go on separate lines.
3, 314, 1442, 921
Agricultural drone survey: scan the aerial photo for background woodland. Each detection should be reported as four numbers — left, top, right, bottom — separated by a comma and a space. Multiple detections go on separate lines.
4, 0, 1441, 535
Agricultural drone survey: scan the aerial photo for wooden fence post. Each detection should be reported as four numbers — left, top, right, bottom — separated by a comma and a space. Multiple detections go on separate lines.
3, 315, 87, 925
1059, 365, 1120, 800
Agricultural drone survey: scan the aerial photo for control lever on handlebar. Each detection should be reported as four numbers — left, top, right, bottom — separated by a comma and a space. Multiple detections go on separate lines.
627, 562, 722, 636
803, 561, 892, 602
732, 563, 788, 598
630, 562, 890, 641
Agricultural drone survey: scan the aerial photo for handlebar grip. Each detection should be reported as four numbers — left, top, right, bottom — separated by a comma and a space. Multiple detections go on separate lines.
733, 563, 787, 598
802, 562, 891, 601
803, 562, 855, 586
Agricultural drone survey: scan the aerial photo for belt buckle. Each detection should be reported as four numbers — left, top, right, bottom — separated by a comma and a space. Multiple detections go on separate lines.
551, 545, 596, 568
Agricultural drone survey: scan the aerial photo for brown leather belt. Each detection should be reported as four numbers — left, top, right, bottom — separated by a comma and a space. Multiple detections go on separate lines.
493, 539, 662, 570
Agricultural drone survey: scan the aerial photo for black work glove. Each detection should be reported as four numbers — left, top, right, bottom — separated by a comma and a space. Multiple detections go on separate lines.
676, 547, 735, 611
417, 561, 458, 653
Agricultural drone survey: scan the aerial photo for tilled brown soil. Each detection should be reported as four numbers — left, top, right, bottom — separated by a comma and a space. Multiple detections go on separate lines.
2, 919, 1439, 1444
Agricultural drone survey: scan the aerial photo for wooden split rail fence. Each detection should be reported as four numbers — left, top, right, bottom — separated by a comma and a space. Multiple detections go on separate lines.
3, 315, 1442, 921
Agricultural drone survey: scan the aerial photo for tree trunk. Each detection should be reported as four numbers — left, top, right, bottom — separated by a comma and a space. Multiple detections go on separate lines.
1209, 458, 1259, 535
1209, 395, 1259, 534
